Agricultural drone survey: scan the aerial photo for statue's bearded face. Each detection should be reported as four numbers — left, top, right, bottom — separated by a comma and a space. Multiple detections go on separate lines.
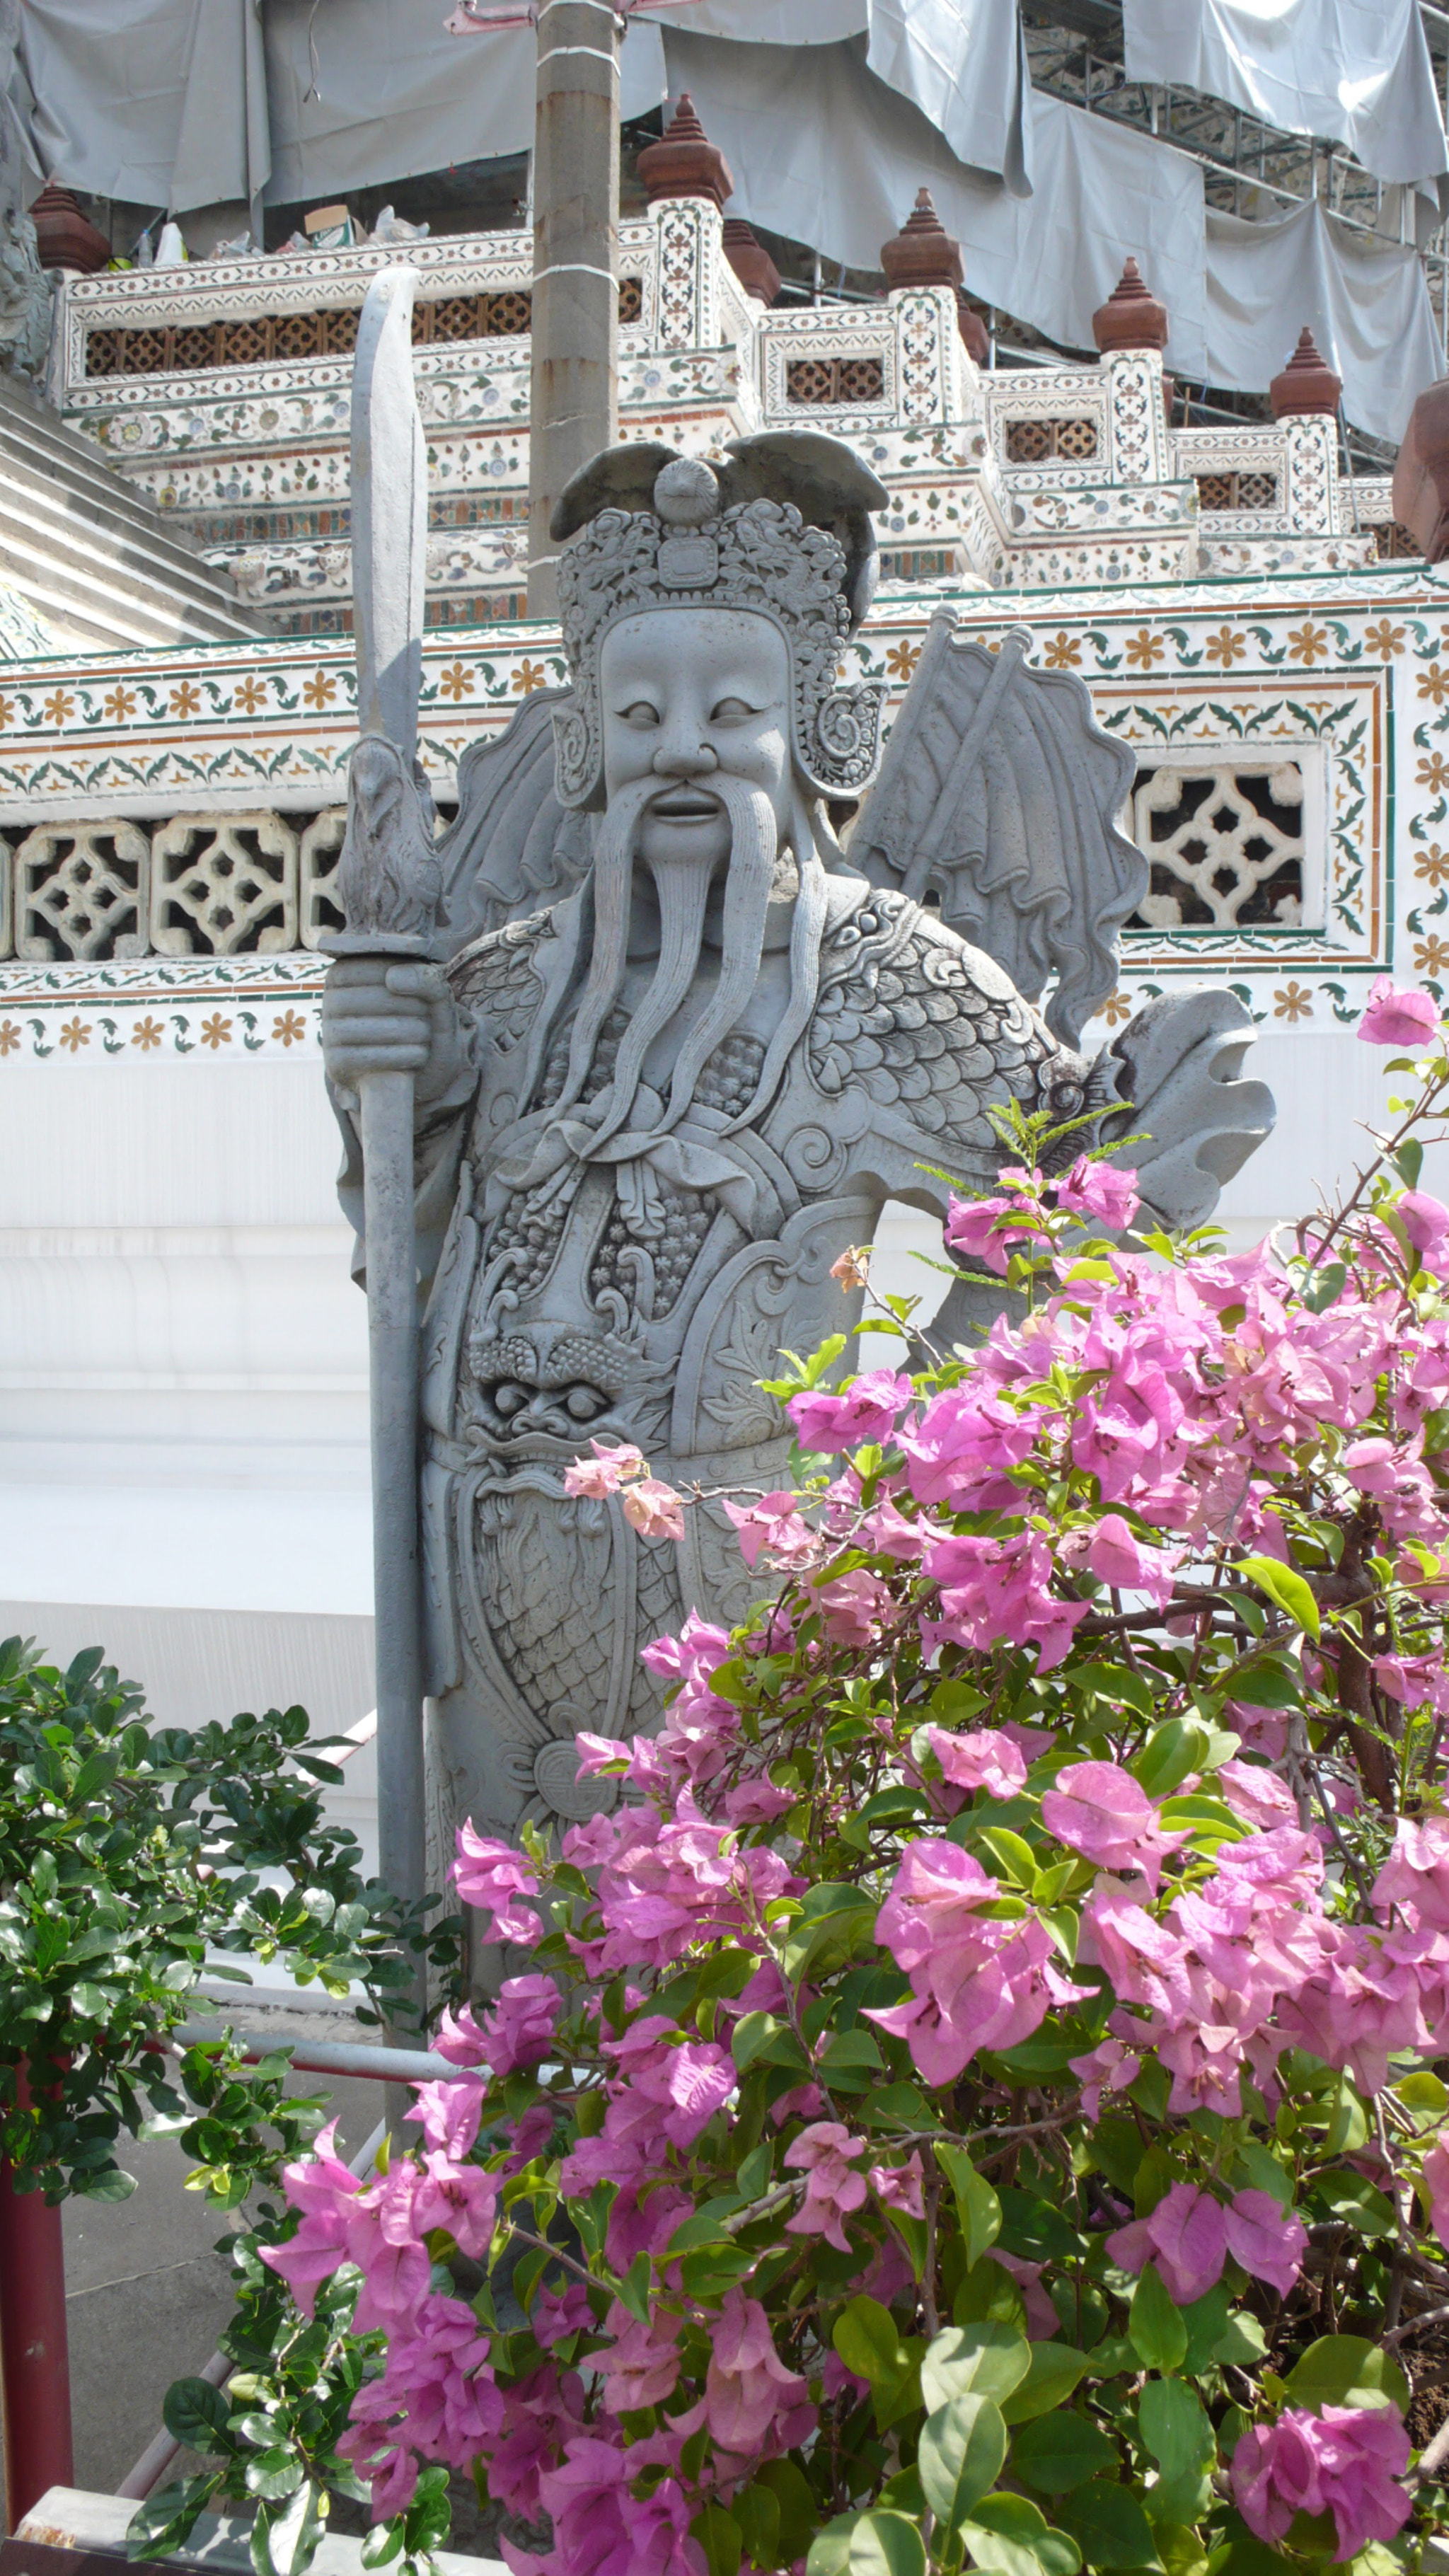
599, 608, 795, 874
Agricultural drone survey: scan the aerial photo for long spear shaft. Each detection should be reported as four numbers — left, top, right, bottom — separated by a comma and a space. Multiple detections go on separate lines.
324, 264, 439, 2021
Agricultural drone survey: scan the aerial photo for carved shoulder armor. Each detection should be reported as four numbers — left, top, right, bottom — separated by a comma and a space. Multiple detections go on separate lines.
806, 887, 1086, 1151
447, 909, 555, 1056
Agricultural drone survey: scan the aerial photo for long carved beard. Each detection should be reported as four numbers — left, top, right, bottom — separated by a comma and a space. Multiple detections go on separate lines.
553, 776, 831, 1148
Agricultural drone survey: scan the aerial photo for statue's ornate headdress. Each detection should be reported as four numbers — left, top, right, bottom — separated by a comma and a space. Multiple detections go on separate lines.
549, 430, 890, 810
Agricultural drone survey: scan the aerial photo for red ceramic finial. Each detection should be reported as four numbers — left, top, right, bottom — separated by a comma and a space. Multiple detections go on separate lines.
880, 188, 964, 293
722, 218, 780, 308
1092, 256, 1169, 354
635, 94, 733, 213
30, 183, 110, 275
1270, 326, 1342, 418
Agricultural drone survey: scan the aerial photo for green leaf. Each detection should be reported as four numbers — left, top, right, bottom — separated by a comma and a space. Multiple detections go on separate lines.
783, 1881, 878, 1982
937, 2144, 1003, 2267
1283, 2334, 1409, 2415
848, 2514, 928, 2576
614, 2248, 652, 2325
755, 2461, 819, 2565
833, 2294, 923, 2432
732, 2486, 779, 2576
1011, 2410, 1119, 2493
124, 2475, 217, 2563
818, 2029, 884, 2090
921, 2322, 1031, 2411
959, 2493, 1083, 2576
1312, 2171, 1396, 2239
680, 2242, 754, 2299
1233, 1554, 1320, 1641
1056, 2479, 1160, 2571
1131, 1721, 1211, 1803
807, 2517, 860, 2576
1000, 2343, 1091, 2425
1397, 2069, 1448, 2120
691, 2505, 742, 2576
1129, 2265, 1187, 2376
359, 2528, 403, 2568
251, 2482, 322, 2576
1138, 2380, 1213, 2524
918, 2393, 1009, 2529
162, 2376, 231, 2447
245, 2451, 305, 2503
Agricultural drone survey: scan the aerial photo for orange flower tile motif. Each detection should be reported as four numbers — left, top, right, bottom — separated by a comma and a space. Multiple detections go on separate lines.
1416, 843, 1449, 887
1419, 662, 1449, 706
302, 669, 337, 711
42, 690, 75, 726
512, 659, 549, 695
1042, 634, 1081, 670
1273, 982, 1314, 1022
233, 676, 268, 716
1203, 627, 1246, 668
0, 1021, 21, 1056
1099, 990, 1133, 1027
1417, 751, 1449, 796
1286, 623, 1329, 666
1363, 619, 1404, 659
886, 638, 923, 680
1124, 629, 1165, 670
272, 1010, 307, 1047
58, 1016, 91, 1051
199, 1012, 233, 1049
1414, 934, 1449, 977
130, 1017, 163, 1051
437, 661, 475, 703
103, 686, 137, 722
169, 681, 202, 719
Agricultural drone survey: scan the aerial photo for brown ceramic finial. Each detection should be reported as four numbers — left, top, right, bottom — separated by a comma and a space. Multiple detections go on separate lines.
1092, 256, 1168, 354
635, 94, 733, 214
30, 183, 110, 274
955, 289, 989, 365
722, 218, 780, 308
1393, 379, 1449, 561
1270, 326, 1342, 419
880, 188, 964, 293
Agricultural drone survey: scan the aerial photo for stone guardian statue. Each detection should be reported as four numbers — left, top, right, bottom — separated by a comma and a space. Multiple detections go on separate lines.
321, 430, 1274, 1859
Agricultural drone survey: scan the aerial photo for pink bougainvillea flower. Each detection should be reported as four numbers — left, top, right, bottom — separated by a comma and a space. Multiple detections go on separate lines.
562, 1439, 647, 1498
981, 2247, 1058, 2341
1054, 1156, 1141, 1230
452, 1825, 544, 1944
1107, 2182, 1229, 2306
868, 2153, 925, 2220
1041, 1760, 1187, 1894
1231, 2405, 1412, 2560
925, 1725, 1028, 1803
784, 2121, 868, 2252
789, 1370, 913, 1453
1396, 1189, 1449, 1273
1358, 974, 1441, 1049
698, 2290, 815, 2459
723, 1490, 819, 1571
1421, 2135, 1449, 2246
1067, 2033, 1141, 2119
620, 1476, 686, 1541
944, 1189, 1050, 1275
432, 2000, 491, 2067
1222, 2188, 1307, 2297
812, 1566, 896, 1647
1373, 1812, 1449, 1931
1216, 1758, 1299, 1835
596, 2301, 683, 2415
480, 1973, 562, 2077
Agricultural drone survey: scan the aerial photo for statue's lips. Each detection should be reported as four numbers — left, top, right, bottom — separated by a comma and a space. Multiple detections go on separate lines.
647, 785, 723, 822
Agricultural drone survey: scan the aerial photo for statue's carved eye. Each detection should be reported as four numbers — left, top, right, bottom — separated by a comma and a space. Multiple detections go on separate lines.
618, 700, 659, 728
709, 695, 761, 724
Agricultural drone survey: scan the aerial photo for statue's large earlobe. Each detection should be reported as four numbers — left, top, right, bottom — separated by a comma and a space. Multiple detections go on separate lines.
552, 691, 605, 813
798, 681, 887, 797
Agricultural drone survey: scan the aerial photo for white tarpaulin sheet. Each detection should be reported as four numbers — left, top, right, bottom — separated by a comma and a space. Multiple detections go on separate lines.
1123, 0, 1449, 190
662, 27, 1211, 370
22, 0, 270, 212
658, 0, 1033, 192
1206, 196, 1444, 444
262, 1, 665, 207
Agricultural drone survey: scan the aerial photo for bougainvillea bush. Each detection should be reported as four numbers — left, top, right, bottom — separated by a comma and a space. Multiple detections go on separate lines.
151, 973, 1449, 2576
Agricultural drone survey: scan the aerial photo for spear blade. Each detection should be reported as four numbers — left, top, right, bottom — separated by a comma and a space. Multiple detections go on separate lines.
351, 262, 426, 766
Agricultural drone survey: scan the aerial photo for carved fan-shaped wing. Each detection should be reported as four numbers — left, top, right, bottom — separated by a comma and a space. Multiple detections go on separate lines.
849, 613, 1146, 1046
437, 688, 594, 952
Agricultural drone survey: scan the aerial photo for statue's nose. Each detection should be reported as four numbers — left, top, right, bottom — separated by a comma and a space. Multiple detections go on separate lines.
652, 737, 718, 778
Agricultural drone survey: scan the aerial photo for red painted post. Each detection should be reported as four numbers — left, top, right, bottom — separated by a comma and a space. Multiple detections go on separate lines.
0, 2154, 74, 2528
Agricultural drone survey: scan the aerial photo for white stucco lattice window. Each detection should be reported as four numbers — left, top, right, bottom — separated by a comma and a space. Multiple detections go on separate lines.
149, 812, 298, 956
1129, 756, 1324, 932
15, 821, 151, 960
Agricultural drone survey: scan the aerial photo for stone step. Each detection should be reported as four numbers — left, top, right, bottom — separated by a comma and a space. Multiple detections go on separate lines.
0, 376, 272, 651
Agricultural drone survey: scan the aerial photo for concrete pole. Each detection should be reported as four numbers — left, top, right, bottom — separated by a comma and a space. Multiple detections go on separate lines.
527, 0, 620, 618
